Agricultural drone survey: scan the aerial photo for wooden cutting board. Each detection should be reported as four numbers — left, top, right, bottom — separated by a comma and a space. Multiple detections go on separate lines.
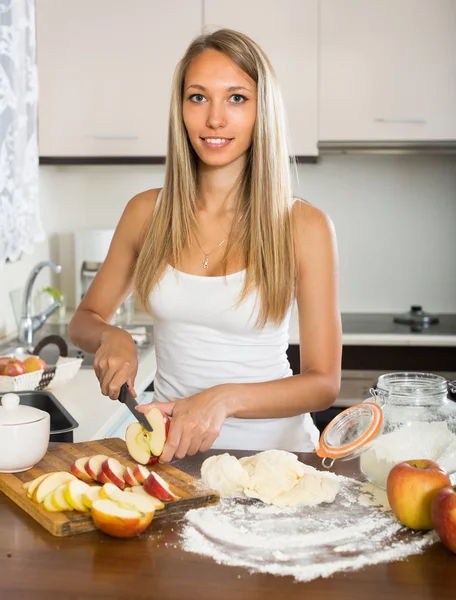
0, 438, 219, 537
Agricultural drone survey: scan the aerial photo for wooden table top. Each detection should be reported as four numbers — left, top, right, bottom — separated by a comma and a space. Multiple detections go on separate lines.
0, 448, 454, 600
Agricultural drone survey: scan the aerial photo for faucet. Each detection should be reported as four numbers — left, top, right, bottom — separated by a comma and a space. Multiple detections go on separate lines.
18, 261, 62, 346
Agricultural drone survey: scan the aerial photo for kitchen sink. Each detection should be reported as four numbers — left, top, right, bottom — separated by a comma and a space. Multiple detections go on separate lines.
0, 322, 154, 369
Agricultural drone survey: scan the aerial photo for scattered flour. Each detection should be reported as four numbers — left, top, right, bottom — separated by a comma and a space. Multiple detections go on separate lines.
180, 475, 438, 583
360, 421, 456, 488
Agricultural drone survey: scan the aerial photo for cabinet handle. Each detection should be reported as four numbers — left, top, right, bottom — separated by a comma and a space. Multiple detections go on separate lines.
374, 118, 426, 124
91, 134, 139, 140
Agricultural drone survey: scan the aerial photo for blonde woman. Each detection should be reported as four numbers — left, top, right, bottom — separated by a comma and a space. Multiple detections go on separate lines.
68, 29, 342, 462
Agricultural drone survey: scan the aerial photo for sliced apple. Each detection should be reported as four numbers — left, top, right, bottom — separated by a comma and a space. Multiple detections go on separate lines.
25, 473, 55, 498
70, 457, 94, 483
132, 464, 150, 484
101, 458, 126, 489
91, 499, 154, 538
143, 472, 178, 502
124, 466, 140, 487
51, 483, 74, 511
82, 486, 103, 510
125, 407, 170, 464
126, 485, 165, 509
85, 454, 109, 482
126, 423, 154, 465
32, 472, 76, 504
63, 480, 91, 512
43, 491, 62, 512
99, 482, 127, 503
145, 407, 170, 456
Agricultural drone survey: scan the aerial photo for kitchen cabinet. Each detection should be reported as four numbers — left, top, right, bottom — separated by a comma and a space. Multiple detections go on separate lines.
36, 0, 201, 157
204, 0, 318, 156
319, 0, 456, 141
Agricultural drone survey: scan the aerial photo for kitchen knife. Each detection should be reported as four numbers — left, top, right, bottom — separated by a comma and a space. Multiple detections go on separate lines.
118, 383, 153, 431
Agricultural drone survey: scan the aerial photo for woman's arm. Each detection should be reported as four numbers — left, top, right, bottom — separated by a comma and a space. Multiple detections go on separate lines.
144, 200, 342, 461
68, 188, 159, 398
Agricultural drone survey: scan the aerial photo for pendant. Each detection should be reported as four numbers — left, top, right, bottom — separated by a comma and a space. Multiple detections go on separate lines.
202, 256, 209, 269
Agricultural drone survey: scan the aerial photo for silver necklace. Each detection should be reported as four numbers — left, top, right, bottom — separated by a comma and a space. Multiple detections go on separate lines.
194, 236, 226, 269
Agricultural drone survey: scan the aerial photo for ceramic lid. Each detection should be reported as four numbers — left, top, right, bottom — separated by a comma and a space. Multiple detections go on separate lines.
315, 401, 384, 466
0, 393, 47, 425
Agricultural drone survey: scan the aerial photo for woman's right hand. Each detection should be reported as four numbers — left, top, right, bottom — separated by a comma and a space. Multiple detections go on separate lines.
93, 327, 138, 400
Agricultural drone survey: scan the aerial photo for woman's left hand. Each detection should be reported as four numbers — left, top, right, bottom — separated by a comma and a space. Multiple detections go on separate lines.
136, 386, 232, 463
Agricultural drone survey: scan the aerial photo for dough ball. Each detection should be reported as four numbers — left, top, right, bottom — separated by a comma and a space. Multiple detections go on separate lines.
272, 465, 340, 508
201, 453, 249, 498
241, 450, 306, 504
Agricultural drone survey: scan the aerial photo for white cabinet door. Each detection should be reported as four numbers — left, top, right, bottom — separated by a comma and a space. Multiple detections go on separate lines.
36, 0, 201, 157
204, 0, 318, 156
319, 0, 456, 141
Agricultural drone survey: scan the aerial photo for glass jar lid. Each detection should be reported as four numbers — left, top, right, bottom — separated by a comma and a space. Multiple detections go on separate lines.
315, 402, 383, 466
0, 393, 46, 425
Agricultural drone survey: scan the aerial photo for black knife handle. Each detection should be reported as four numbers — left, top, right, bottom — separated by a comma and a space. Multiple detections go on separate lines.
118, 383, 128, 403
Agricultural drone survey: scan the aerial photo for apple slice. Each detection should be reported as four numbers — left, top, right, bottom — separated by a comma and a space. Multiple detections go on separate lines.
70, 457, 94, 483
82, 486, 103, 510
101, 458, 126, 489
91, 499, 154, 538
63, 480, 91, 512
32, 472, 76, 504
51, 483, 74, 511
126, 485, 165, 510
85, 454, 109, 482
132, 464, 150, 484
143, 472, 178, 502
24, 473, 52, 498
124, 466, 140, 487
145, 407, 170, 456
43, 491, 62, 512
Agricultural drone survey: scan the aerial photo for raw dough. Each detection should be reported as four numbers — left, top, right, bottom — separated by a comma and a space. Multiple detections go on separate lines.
201, 449, 340, 508
200, 453, 249, 498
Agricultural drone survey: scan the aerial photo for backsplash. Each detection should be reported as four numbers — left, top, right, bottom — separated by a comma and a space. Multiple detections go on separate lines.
1, 154, 455, 337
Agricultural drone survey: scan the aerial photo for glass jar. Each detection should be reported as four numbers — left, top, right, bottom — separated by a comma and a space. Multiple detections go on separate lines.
316, 372, 456, 488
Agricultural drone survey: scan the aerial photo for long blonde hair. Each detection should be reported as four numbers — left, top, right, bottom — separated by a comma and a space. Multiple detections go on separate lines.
134, 28, 296, 327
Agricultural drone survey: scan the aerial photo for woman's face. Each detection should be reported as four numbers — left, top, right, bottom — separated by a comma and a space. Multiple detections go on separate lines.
183, 49, 257, 169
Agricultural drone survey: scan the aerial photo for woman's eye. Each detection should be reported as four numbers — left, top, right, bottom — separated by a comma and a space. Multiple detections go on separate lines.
230, 94, 246, 104
189, 94, 206, 103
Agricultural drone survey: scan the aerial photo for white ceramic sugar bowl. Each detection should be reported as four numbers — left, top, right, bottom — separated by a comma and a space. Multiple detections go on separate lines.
0, 393, 50, 473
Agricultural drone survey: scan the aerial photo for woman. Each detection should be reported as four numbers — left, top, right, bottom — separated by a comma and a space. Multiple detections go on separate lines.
68, 29, 342, 463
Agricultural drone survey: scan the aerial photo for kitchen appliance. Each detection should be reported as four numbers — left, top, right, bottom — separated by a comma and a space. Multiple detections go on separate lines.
74, 228, 115, 307
393, 305, 440, 330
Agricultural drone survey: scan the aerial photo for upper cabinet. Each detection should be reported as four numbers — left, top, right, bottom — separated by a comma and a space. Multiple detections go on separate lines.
319, 0, 456, 141
36, 0, 201, 157
204, 0, 318, 156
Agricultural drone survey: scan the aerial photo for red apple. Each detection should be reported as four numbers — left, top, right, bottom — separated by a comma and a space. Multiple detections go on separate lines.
124, 466, 140, 487
132, 464, 150, 484
91, 498, 154, 539
143, 471, 178, 502
1, 359, 26, 377
0, 357, 14, 374
23, 355, 47, 373
100, 458, 126, 490
125, 407, 170, 464
85, 454, 109, 482
387, 459, 452, 530
70, 457, 94, 483
431, 485, 456, 553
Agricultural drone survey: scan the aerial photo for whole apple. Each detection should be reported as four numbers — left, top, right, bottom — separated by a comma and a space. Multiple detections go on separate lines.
1, 359, 26, 377
431, 485, 456, 554
0, 357, 14, 375
386, 459, 451, 530
23, 355, 47, 373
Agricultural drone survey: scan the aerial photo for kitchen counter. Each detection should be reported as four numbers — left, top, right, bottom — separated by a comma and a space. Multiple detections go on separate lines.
0, 449, 453, 600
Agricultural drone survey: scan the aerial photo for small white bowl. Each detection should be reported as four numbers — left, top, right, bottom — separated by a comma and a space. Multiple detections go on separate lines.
0, 393, 50, 472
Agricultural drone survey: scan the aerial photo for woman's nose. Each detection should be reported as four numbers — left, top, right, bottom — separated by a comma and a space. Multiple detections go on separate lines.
206, 101, 227, 129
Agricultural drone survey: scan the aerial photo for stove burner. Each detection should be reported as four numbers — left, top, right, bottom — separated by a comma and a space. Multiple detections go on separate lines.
393, 305, 440, 329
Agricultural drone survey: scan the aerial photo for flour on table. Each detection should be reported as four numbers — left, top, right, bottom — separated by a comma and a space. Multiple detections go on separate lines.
181, 475, 438, 583
201, 449, 340, 508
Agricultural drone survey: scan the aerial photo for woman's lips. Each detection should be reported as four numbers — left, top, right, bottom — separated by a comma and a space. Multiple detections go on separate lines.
200, 137, 233, 149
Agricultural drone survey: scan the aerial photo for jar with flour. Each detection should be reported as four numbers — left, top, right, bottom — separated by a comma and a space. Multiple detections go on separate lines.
316, 372, 456, 488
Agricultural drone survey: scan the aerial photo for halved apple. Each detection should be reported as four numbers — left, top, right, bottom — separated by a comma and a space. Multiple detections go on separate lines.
125, 407, 170, 464
63, 480, 91, 512
143, 472, 178, 502
51, 483, 74, 511
101, 458, 126, 489
32, 472, 76, 504
125, 485, 165, 510
82, 486, 103, 510
85, 454, 109, 482
124, 466, 140, 487
132, 464, 150, 484
91, 499, 154, 539
70, 457, 94, 483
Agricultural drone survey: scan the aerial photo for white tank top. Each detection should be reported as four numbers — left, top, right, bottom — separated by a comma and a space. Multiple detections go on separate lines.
148, 265, 319, 452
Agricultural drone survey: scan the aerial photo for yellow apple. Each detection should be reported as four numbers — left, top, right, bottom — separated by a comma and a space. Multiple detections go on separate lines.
24, 473, 52, 498
82, 486, 102, 510
51, 483, 74, 511
23, 355, 47, 373
32, 472, 76, 504
63, 480, 91, 511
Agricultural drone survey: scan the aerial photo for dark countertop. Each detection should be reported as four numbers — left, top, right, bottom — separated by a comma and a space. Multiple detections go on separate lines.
0, 449, 454, 600
341, 313, 456, 336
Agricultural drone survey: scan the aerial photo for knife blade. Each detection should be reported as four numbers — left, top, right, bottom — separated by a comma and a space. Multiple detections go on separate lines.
118, 383, 153, 432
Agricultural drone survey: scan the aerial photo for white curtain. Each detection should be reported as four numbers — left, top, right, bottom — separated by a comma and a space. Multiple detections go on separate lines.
0, 0, 44, 267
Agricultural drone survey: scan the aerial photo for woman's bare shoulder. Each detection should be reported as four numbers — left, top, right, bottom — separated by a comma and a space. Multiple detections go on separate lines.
125, 187, 162, 221
291, 197, 337, 258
